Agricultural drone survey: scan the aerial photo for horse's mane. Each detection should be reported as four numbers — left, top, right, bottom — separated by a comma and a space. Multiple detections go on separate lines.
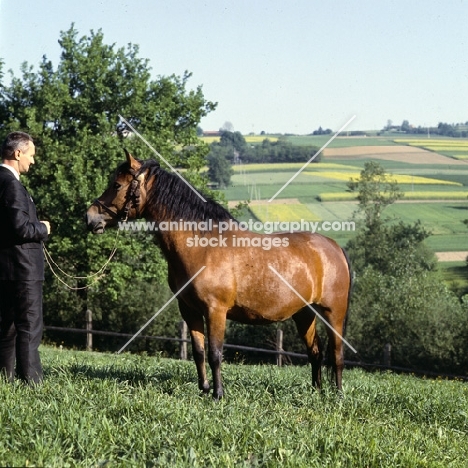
140, 159, 235, 222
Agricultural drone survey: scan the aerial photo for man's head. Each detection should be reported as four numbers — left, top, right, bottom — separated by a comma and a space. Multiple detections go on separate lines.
1, 131, 36, 174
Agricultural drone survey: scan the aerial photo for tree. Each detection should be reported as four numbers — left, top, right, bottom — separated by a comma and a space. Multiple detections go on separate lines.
207, 145, 234, 188
0, 25, 217, 347
219, 130, 247, 154
346, 162, 435, 274
221, 121, 234, 132
401, 120, 410, 132
348, 162, 402, 220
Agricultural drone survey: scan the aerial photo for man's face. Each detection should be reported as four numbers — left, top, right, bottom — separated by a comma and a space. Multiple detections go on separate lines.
17, 141, 36, 173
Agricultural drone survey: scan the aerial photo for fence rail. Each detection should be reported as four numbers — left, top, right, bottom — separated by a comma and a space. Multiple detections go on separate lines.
43, 321, 468, 382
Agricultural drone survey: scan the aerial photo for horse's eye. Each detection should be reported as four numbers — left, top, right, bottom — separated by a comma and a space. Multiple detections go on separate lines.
113, 182, 121, 190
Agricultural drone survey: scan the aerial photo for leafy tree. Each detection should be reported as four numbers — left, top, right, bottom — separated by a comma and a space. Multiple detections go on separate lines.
348, 161, 402, 227
0, 25, 216, 348
345, 162, 435, 274
207, 145, 234, 188
219, 130, 247, 154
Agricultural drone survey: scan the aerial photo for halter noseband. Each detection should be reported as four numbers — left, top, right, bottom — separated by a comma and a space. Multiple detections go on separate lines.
94, 169, 143, 222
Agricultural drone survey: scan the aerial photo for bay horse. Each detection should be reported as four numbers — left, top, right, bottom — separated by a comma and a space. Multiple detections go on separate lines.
86, 150, 352, 399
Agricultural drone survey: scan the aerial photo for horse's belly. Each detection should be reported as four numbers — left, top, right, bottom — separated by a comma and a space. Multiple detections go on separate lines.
226, 305, 287, 325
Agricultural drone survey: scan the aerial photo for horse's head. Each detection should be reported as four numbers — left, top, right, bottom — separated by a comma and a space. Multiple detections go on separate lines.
86, 150, 153, 234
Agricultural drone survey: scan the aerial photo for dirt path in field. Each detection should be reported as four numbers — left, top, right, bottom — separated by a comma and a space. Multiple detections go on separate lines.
323, 145, 468, 165
436, 251, 468, 262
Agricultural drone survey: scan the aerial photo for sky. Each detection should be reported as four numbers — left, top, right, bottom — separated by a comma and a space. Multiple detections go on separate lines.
1, 0, 467, 134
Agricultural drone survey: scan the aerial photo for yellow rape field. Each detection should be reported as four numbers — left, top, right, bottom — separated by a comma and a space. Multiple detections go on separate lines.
200, 135, 279, 144
232, 162, 358, 172
306, 171, 462, 186
244, 135, 279, 143
249, 204, 320, 223
318, 190, 468, 202
395, 139, 468, 147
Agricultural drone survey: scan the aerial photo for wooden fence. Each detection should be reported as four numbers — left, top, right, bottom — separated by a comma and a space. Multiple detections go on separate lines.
44, 321, 306, 363
44, 310, 468, 381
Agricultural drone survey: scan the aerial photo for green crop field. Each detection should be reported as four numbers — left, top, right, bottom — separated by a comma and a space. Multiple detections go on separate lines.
1, 346, 466, 467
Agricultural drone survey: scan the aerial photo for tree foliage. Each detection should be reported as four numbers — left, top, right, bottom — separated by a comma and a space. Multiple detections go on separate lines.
0, 25, 216, 348
347, 267, 468, 373
207, 145, 234, 188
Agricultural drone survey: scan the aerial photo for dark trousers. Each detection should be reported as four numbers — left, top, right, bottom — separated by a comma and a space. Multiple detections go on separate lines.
0, 280, 43, 384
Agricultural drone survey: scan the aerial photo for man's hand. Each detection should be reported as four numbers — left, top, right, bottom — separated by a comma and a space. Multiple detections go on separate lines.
41, 220, 51, 235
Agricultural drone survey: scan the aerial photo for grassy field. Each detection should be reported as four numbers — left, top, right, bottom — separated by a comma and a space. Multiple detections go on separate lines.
439, 261, 468, 294
1, 346, 466, 467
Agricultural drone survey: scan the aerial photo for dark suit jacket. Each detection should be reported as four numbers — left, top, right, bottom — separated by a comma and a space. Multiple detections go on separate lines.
0, 166, 49, 280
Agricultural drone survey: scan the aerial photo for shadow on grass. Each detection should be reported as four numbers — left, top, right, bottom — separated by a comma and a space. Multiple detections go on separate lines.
43, 360, 195, 393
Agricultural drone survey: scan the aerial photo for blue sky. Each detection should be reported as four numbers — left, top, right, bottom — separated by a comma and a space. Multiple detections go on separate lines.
1, 0, 467, 134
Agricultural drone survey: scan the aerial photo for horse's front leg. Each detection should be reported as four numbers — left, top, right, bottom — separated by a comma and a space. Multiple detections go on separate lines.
179, 302, 210, 394
206, 309, 228, 400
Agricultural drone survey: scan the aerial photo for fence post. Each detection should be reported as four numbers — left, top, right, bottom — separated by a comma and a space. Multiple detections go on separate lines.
383, 343, 391, 367
276, 329, 283, 367
179, 321, 188, 360
85, 309, 93, 352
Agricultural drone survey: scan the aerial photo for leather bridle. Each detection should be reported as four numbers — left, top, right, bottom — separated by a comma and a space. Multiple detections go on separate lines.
94, 169, 143, 222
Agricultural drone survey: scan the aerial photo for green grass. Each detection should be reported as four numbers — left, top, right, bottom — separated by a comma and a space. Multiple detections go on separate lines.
438, 261, 468, 293
1, 346, 467, 467
284, 135, 401, 147
425, 234, 468, 252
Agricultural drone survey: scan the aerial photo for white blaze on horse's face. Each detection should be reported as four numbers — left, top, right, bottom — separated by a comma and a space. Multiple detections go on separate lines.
85, 151, 143, 234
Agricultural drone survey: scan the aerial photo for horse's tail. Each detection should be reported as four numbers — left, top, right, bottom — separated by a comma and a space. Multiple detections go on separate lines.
324, 246, 353, 386
341, 247, 353, 338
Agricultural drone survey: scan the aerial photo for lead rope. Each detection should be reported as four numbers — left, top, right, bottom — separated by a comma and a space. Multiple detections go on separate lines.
43, 229, 121, 290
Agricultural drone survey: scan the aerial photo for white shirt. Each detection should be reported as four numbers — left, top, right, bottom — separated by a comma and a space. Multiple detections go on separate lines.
0, 163, 20, 181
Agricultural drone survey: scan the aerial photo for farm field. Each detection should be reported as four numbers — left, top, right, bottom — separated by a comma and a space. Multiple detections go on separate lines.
395, 138, 468, 160
223, 139, 468, 255
1, 346, 466, 467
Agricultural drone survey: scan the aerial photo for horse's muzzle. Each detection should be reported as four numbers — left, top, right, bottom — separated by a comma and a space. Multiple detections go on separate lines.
85, 212, 106, 234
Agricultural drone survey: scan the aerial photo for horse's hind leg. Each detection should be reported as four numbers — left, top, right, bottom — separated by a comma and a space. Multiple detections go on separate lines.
206, 309, 228, 400
178, 302, 210, 394
323, 307, 347, 391
293, 306, 322, 390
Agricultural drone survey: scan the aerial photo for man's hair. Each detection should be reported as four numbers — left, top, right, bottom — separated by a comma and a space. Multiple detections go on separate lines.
1, 132, 34, 160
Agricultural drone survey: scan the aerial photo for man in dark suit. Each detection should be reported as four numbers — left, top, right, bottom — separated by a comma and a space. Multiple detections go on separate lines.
0, 131, 50, 384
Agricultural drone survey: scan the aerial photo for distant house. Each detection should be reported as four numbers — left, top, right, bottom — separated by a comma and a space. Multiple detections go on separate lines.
203, 130, 222, 137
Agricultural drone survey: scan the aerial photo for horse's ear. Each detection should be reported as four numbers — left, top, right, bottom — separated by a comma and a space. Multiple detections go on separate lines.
124, 148, 141, 171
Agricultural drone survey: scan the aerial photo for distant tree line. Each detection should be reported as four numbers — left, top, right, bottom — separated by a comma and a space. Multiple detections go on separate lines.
382, 119, 468, 138
309, 126, 332, 135
207, 130, 320, 186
